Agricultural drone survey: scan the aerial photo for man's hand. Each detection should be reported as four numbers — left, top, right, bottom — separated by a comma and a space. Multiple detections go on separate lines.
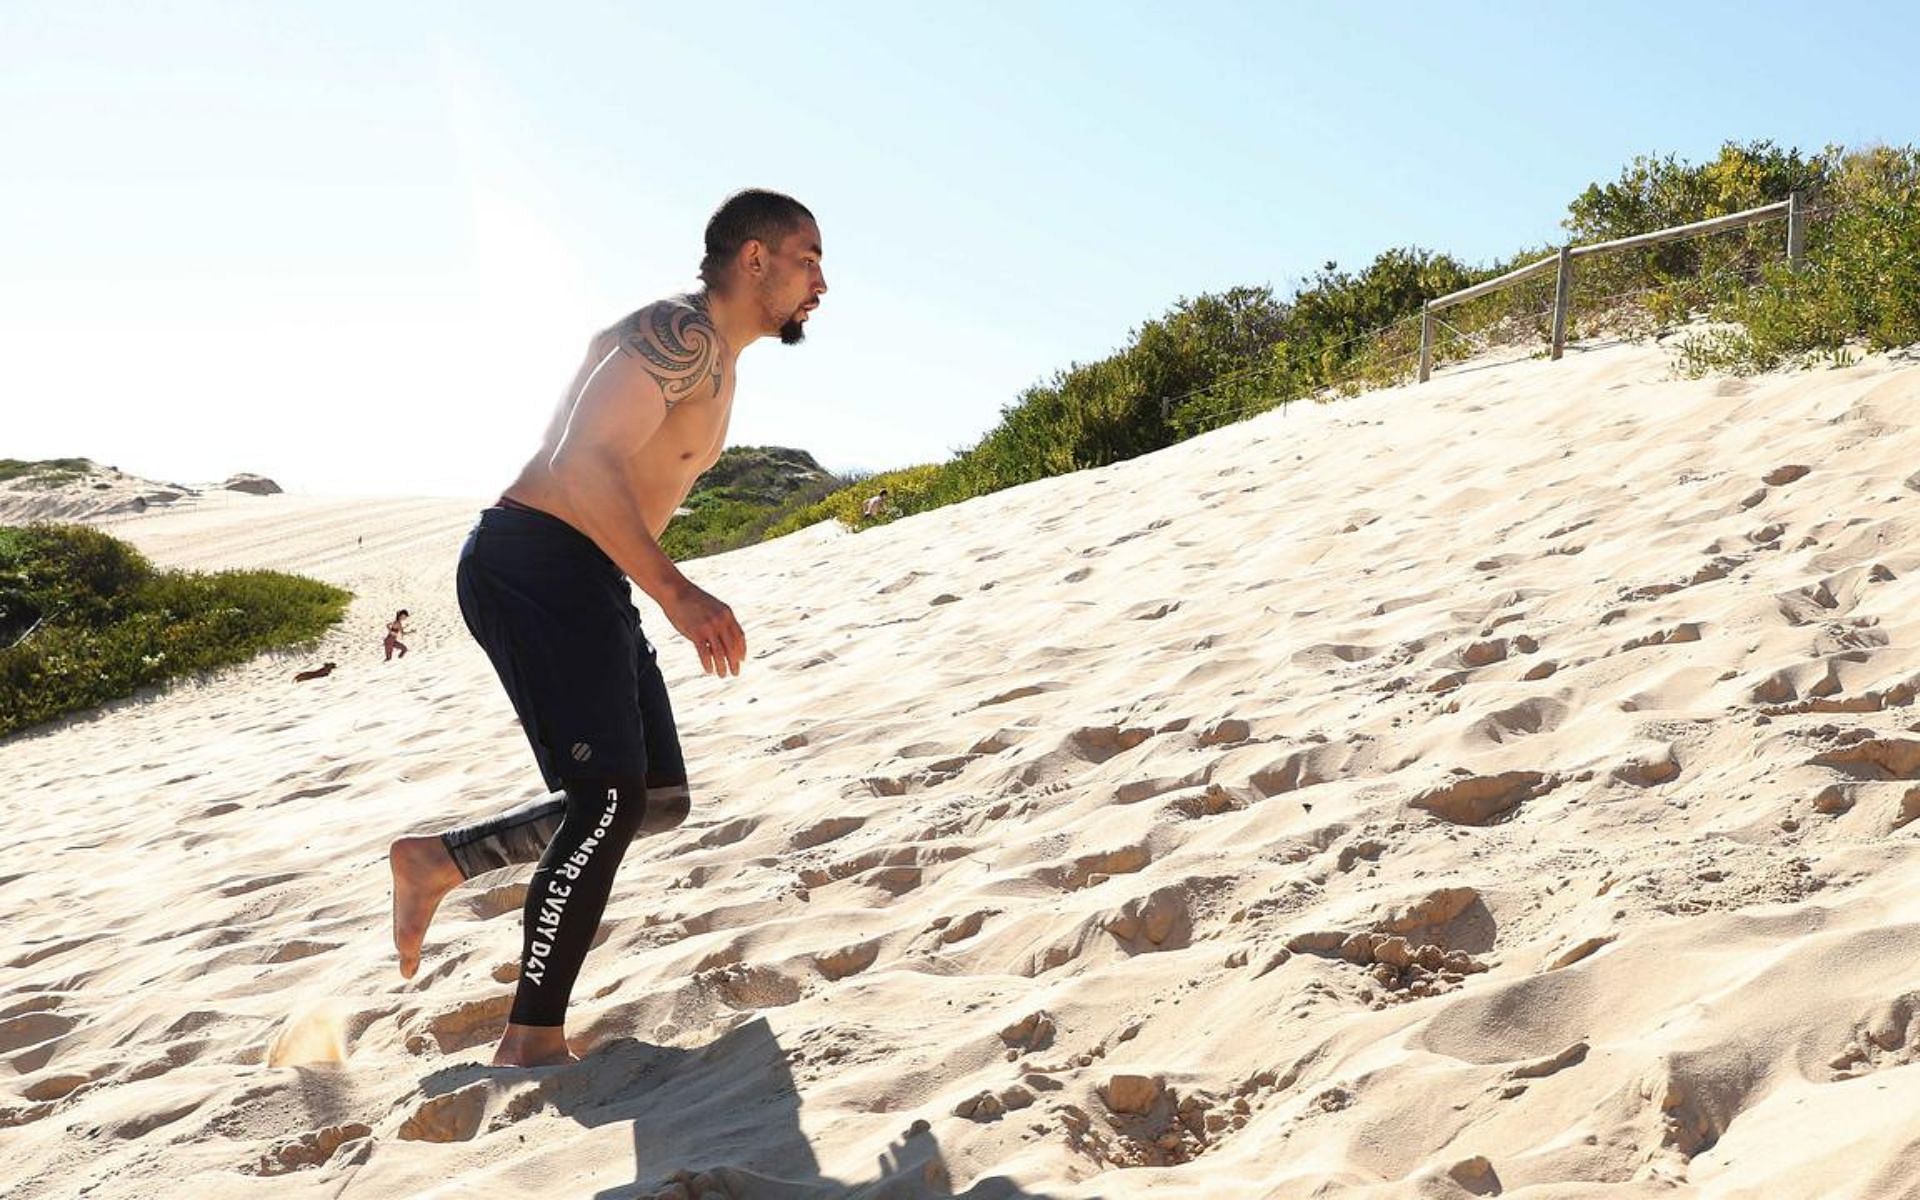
662, 580, 746, 676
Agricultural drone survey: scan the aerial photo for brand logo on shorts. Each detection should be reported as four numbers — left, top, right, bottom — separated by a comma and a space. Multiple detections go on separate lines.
571, 741, 593, 762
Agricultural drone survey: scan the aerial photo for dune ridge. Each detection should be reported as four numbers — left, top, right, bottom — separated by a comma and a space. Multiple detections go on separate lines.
4, 339, 1920, 1197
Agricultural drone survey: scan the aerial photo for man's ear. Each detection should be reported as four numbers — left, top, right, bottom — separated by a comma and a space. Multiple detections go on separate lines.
739, 238, 767, 278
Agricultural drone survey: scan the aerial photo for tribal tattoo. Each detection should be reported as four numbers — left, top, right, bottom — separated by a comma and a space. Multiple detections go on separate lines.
617, 299, 723, 408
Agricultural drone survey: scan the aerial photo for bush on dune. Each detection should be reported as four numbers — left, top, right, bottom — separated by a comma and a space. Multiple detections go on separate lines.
1687, 145, 1920, 370
763, 462, 965, 538
775, 254, 1472, 534
657, 446, 849, 561
747, 139, 1916, 541
0, 524, 350, 736
0, 458, 96, 487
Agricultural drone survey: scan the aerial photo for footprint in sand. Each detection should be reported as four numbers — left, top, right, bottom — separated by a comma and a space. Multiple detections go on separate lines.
397, 1083, 490, 1142
1410, 771, 1557, 826
863, 754, 979, 796
849, 865, 924, 898
701, 962, 805, 1010
249, 1122, 374, 1175
1035, 845, 1152, 892
1067, 724, 1153, 761
1247, 738, 1386, 798
1162, 783, 1253, 820
216, 871, 305, 899
1473, 697, 1570, 745
999, 1009, 1058, 1052
1114, 772, 1207, 804
928, 909, 997, 946
1, 1009, 80, 1074
693, 817, 759, 850
1827, 992, 1920, 1080
973, 681, 1068, 709
263, 938, 342, 964
74, 1097, 206, 1141
1102, 884, 1197, 952
1810, 738, 1920, 781
1618, 622, 1704, 653
405, 994, 513, 1056
1611, 744, 1681, 787
790, 816, 864, 850
798, 843, 970, 894
455, 881, 529, 920
267, 782, 351, 807
812, 939, 881, 981
1195, 718, 1252, 746
1126, 599, 1181, 621
5, 936, 89, 971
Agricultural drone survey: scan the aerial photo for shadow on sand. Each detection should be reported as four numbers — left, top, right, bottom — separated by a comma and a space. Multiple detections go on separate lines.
420, 1017, 1068, 1199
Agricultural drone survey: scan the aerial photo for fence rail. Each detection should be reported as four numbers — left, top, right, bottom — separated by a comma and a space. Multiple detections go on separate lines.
1154, 191, 1833, 438
1416, 193, 1806, 382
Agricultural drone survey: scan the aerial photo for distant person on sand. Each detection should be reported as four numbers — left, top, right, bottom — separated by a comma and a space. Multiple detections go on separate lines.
861, 488, 889, 520
387, 189, 827, 1068
383, 610, 410, 661
293, 662, 336, 682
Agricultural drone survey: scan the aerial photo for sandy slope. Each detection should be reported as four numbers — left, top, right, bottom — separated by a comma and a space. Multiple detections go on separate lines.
5, 339, 1920, 1199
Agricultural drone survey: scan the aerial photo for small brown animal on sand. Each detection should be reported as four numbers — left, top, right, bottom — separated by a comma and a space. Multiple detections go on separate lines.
293, 662, 337, 682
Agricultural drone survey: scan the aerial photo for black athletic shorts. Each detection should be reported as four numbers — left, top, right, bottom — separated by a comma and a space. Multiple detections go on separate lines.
455, 501, 686, 795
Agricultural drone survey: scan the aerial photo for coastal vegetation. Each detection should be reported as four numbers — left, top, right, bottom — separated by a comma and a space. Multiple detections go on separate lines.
658, 445, 848, 561
762, 141, 1920, 539
0, 523, 349, 736
0, 458, 95, 488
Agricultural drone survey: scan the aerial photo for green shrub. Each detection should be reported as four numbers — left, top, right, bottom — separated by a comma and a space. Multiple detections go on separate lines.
744, 139, 1911, 544
0, 458, 95, 486
0, 523, 351, 735
763, 462, 964, 537
658, 446, 847, 561
1686, 145, 1920, 370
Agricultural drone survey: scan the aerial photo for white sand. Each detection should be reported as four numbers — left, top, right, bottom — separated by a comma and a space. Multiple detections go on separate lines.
5, 339, 1920, 1198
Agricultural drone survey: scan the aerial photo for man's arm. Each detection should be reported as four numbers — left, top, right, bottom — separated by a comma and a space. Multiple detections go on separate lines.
546, 316, 745, 676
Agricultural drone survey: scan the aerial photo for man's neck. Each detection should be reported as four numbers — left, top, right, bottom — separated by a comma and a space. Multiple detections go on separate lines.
695, 288, 762, 358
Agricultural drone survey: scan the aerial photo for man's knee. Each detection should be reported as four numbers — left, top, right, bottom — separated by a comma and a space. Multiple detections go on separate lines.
563, 776, 687, 840
641, 781, 691, 834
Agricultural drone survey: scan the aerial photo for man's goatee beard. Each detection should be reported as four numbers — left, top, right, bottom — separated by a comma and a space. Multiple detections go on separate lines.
779, 318, 805, 345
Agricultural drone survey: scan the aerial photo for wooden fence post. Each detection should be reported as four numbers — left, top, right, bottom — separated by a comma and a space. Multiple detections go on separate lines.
1418, 305, 1434, 383
1787, 190, 1805, 270
1549, 244, 1573, 361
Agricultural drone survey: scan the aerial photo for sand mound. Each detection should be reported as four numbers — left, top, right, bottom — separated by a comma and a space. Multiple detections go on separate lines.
5, 340, 1920, 1197
0, 463, 289, 524
221, 473, 283, 496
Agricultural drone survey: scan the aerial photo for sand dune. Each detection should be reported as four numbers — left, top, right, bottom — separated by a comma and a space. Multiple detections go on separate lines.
5, 338, 1920, 1197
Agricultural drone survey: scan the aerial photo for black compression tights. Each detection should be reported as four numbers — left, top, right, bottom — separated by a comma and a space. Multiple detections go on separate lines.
510, 777, 647, 1027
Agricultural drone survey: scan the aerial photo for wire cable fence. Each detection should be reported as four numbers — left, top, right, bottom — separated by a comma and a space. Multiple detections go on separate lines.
1159, 195, 1850, 437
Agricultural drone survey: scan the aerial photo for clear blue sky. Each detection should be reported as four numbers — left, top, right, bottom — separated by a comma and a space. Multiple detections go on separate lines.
3, 1, 1912, 496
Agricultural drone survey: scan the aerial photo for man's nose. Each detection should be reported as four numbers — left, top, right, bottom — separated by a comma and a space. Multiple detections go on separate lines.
814, 271, 828, 295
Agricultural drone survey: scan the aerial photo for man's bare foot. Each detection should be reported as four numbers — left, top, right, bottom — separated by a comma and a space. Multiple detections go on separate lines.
389, 835, 463, 979
491, 1023, 578, 1068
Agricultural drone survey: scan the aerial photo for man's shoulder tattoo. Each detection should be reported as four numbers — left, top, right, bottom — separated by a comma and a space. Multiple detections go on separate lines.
616, 299, 724, 409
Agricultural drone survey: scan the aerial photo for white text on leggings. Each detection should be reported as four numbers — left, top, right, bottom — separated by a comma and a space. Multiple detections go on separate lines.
523, 788, 619, 987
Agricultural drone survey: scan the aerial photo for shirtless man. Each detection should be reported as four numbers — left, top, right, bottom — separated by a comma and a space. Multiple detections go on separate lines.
386, 189, 826, 1068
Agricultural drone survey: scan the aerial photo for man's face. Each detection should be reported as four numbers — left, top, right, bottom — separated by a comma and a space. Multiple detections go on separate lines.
756, 219, 827, 345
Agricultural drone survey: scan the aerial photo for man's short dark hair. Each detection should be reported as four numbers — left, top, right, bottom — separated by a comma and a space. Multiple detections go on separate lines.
699, 189, 815, 290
